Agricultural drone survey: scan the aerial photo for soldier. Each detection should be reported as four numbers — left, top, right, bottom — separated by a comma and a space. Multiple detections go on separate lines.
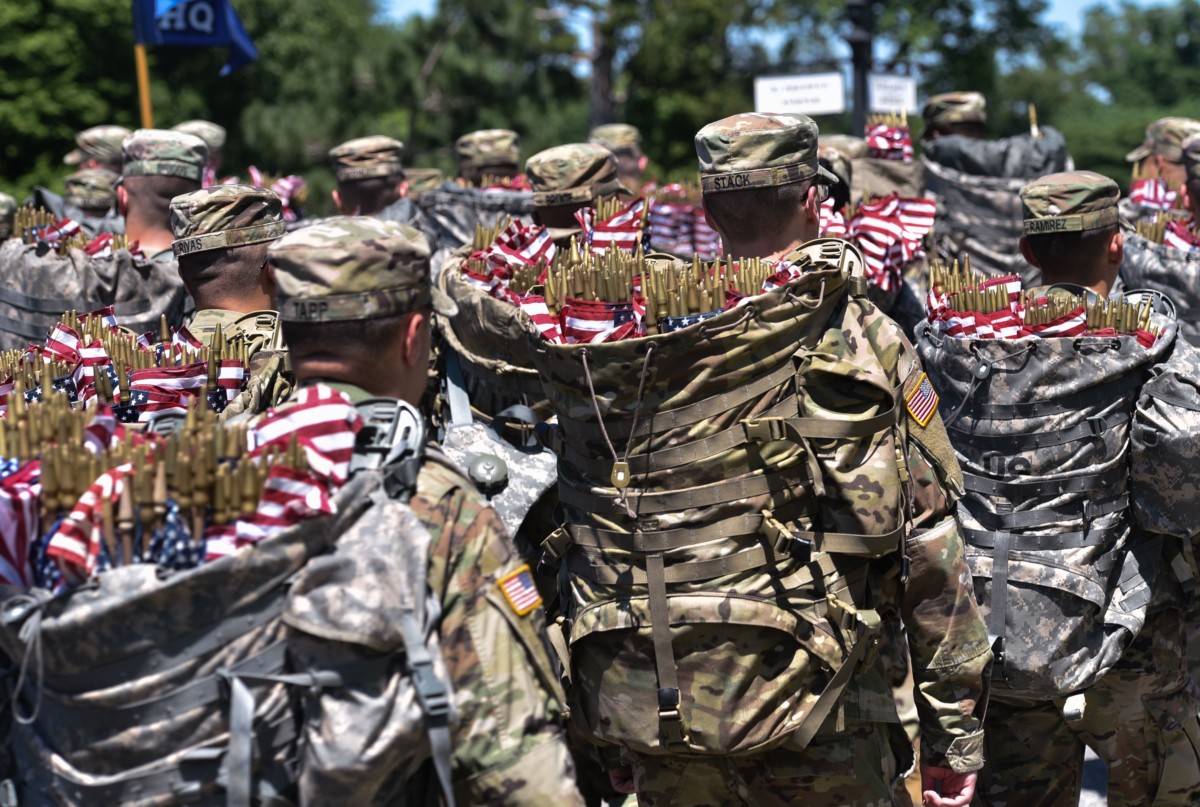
170, 184, 291, 414
958, 171, 1200, 806
589, 123, 648, 189
598, 111, 991, 807
0, 193, 15, 240
1184, 133, 1200, 221
327, 135, 433, 237
525, 142, 629, 243
62, 167, 124, 236
456, 128, 522, 187
62, 124, 130, 173
266, 216, 584, 804
920, 91, 1070, 283
1125, 117, 1200, 191
118, 128, 209, 262
173, 119, 228, 179
919, 92, 987, 142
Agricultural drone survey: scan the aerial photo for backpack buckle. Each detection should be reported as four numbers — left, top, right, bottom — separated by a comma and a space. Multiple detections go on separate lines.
657, 688, 689, 745
762, 512, 813, 565
410, 657, 451, 720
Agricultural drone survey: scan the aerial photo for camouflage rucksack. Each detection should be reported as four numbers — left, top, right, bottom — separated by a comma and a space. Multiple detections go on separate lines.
923, 129, 1071, 286
916, 316, 1176, 697
0, 241, 186, 352
0, 405, 456, 806
419, 184, 535, 253
1120, 233, 1200, 345
530, 240, 913, 756
435, 249, 558, 546
850, 157, 925, 205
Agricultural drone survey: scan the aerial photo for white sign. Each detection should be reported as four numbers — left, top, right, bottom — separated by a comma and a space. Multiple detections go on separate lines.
868, 74, 918, 114
754, 73, 846, 116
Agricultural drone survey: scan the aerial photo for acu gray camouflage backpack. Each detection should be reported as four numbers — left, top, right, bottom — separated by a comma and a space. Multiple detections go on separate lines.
917, 312, 1179, 698
1120, 232, 1200, 346
0, 400, 457, 807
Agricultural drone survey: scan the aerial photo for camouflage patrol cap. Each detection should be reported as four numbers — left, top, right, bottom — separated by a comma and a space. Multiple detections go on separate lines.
268, 216, 457, 323
1020, 171, 1120, 235
64, 168, 118, 211
1125, 117, 1200, 163
694, 113, 839, 194
0, 193, 15, 240
172, 120, 227, 152
526, 143, 628, 207
820, 134, 869, 161
121, 129, 209, 182
328, 136, 405, 182
921, 92, 987, 129
171, 185, 286, 257
63, 125, 131, 166
1183, 133, 1200, 183
589, 123, 642, 157
455, 129, 520, 169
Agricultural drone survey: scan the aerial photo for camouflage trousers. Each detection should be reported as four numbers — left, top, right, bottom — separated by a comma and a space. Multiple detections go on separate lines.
629, 719, 914, 807
977, 608, 1200, 807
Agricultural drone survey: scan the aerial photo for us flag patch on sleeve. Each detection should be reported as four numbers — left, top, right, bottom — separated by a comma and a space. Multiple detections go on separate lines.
904, 372, 940, 428
498, 564, 542, 616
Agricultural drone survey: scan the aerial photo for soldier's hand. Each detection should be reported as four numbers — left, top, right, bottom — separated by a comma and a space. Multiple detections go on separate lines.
920, 766, 976, 807
607, 765, 636, 794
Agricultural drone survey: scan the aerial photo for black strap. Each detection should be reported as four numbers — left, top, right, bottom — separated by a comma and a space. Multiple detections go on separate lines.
963, 525, 1116, 553
962, 464, 1124, 499
961, 494, 1129, 532
987, 531, 1011, 678
0, 314, 53, 342
956, 372, 1142, 419
949, 411, 1129, 451
0, 286, 81, 315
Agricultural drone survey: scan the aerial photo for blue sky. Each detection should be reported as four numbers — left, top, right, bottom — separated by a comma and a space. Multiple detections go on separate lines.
380, 0, 1149, 37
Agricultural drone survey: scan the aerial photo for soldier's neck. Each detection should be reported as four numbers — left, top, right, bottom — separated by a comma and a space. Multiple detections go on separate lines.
123, 214, 175, 256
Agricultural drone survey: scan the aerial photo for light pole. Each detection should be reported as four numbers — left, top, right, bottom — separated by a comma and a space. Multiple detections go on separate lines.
846, 0, 874, 136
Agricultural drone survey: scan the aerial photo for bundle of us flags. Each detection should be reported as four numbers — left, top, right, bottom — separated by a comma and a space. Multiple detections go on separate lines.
820, 193, 937, 292
925, 258, 1165, 346
1, 382, 365, 591
646, 184, 722, 260
0, 308, 247, 423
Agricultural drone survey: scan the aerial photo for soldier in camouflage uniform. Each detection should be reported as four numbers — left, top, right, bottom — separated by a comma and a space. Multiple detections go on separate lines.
602, 112, 990, 807
526, 142, 629, 245
170, 184, 292, 414
1184, 133, 1200, 221
119, 129, 208, 262
919, 92, 987, 142
62, 167, 124, 236
969, 172, 1200, 806
173, 119, 227, 177
62, 124, 130, 173
589, 123, 648, 190
0, 193, 15, 240
267, 216, 584, 804
327, 135, 434, 240
1125, 117, 1200, 193
456, 128, 522, 186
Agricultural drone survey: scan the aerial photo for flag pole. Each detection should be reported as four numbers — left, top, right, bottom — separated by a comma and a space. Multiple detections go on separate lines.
135, 43, 154, 128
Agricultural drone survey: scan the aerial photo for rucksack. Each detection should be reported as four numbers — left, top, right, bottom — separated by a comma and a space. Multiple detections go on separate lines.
419, 184, 535, 253
530, 239, 912, 756
916, 317, 1175, 697
1120, 233, 1200, 346
0, 398, 456, 806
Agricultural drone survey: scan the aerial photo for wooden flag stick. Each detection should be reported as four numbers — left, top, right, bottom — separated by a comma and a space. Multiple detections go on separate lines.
135, 43, 154, 129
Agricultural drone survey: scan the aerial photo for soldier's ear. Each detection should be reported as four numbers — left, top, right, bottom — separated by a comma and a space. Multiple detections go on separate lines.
116, 184, 129, 217
638, 155, 649, 173
1019, 236, 1039, 268
803, 185, 821, 224
331, 188, 344, 214
400, 311, 430, 369
1109, 231, 1124, 266
397, 179, 410, 199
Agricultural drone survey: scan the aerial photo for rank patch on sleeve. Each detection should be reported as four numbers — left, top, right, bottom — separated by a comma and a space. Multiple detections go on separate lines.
498, 564, 542, 616
904, 372, 940, 428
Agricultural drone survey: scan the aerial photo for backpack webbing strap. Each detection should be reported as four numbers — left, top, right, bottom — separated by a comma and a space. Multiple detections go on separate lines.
987, 531, 1011, 678
788, 607, 882, 751
962, 494, 1128, 532
558, 467, 798, 516
563, 396, 797, 478
962, 464, 1123, 499
949, 411, 1129, 451
956, 372, 1142, 419
397, 609, 456, 807
444, 350, 474, 429
742, 406, 895, 443
963, 526, 1118, 553
558, 363, 795, 444
646, 553, 687, 747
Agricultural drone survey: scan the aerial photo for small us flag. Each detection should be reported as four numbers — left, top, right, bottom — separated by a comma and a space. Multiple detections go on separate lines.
905, 372, 939, 428
497, 564, 542, 616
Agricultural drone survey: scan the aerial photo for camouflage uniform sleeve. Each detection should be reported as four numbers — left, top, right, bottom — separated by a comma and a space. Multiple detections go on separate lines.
898, 354, 993, 774
416, 461, 584, 806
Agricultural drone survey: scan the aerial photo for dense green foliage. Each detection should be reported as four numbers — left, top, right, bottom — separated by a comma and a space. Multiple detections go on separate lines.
2, 0, 1197, 211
